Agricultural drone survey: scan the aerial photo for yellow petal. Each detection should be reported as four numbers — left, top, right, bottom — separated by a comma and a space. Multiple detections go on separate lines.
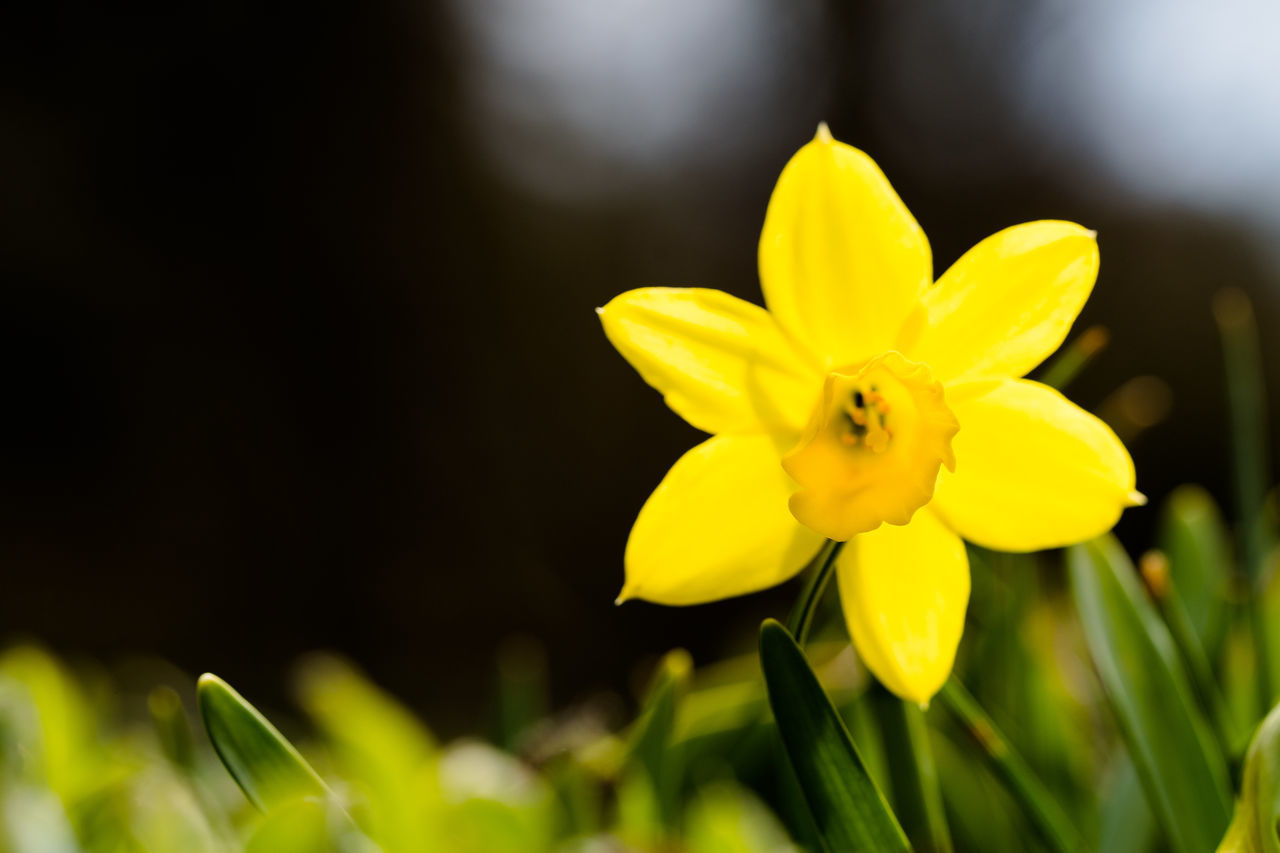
837, 508, 969, 704
932, 379, 1140, 551
906, 221, 1099, 382
619, 434, 824, 605
758, 126, 931, 368
599, 287, 819, 436
782, 352, 958, 541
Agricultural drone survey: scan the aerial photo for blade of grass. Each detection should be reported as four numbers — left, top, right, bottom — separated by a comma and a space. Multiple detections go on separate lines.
869, 685, 952, 853
936, 677, 1083, 853
197, 673, 329, 813
1159, 485, 1232, 658
1215, 287, 1274, 712
1140, 550, 1245, 759
624, 649, 692, 837
1070, 537, 1233, 853
759, 619, 911, 852
148, 687, 195, 773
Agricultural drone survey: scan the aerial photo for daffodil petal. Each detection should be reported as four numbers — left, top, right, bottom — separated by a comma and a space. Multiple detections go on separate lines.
837, 508, 969, 705
932, 379, 1140, 551
599, 287, 819, 436
907, 221, 1099, 381
758, 127, 931, 368
619, 434, 823, 606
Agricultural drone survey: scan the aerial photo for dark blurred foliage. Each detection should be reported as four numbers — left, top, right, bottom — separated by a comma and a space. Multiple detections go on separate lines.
1, 0, 1277, 733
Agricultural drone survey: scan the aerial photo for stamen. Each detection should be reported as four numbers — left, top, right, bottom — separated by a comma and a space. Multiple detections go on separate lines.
841, 384, 892, 454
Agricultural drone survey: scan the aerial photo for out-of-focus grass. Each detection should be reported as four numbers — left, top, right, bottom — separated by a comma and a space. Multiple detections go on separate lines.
5, 310, 1280, 852
0, 641, 821, 852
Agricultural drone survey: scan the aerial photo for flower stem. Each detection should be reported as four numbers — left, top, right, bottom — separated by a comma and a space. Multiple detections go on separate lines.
936, 677, 1085, 853
786, 540, 845, 645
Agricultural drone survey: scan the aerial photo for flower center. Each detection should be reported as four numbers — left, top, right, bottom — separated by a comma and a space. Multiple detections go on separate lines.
782, 352, 959, 541
841, 385, 893, 453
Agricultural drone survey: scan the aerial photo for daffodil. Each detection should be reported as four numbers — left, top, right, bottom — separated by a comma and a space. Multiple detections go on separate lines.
599, 125, 1141, 704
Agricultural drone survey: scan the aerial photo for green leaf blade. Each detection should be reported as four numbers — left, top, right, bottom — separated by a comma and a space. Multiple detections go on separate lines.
1069, 537, 1233, 853
1219, 698, 1280, 853
1159, 485, 1232, 656
758, 619, 911, 852
197, 673, 329, 813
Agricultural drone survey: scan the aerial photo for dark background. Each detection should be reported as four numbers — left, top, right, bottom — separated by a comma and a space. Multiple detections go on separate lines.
3, 0, 1278, 732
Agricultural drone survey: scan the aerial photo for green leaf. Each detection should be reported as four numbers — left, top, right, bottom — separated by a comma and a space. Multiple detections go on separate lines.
623, 648, 692, 836
867, 685, 952, 853
1217, 698, 1280, 853
758, 618, 911, 852
148, 686, 195, 772
493, 637, 550, 752
197, 673, 329, 813
1098, 754, 1157, 853
294, 655, 439, 853
245, 800, 332, 853
1159, 485, 1232, 656
684, 781, 799, 853
1069, 537, 1233, 853
932, 730, 1022, 853
1215, 287, 1275, 711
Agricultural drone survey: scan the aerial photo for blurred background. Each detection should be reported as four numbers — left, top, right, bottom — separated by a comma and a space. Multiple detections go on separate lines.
2, 0, 1279, 733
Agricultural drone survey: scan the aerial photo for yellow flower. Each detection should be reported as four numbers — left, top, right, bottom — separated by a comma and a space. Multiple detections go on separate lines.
598, 125, 1141, 704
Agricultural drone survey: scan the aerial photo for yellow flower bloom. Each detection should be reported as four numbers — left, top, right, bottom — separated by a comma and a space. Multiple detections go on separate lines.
598, 125, 1141, 704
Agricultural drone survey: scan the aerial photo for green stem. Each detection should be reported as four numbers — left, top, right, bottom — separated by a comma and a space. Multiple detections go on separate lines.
937, 678, 1085, 853
869, 685, 953, 853
1214, 288, 1274, 712
786, 540, 845, 645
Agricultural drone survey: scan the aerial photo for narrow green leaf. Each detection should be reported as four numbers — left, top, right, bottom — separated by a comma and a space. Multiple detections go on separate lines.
1098, 754, 1157, 853
1140, 550, 1244, 757
936, 678, 1084, 853
758, 618, 911, 852
932, 731, 1023, 853
245, 800, 332, 853
623, 648, 691, 836
868, 685, 952, 853
1215, 287, 1274, 711
494, 637, 550, 752
1217, 698, 1280, 853
148, 686, 195, 772
197, 673, 329, 813
1159, 485, 1232, 656
684, 781, 799, 853
294, 655, 438, 852
1069, 537, 1233, 853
